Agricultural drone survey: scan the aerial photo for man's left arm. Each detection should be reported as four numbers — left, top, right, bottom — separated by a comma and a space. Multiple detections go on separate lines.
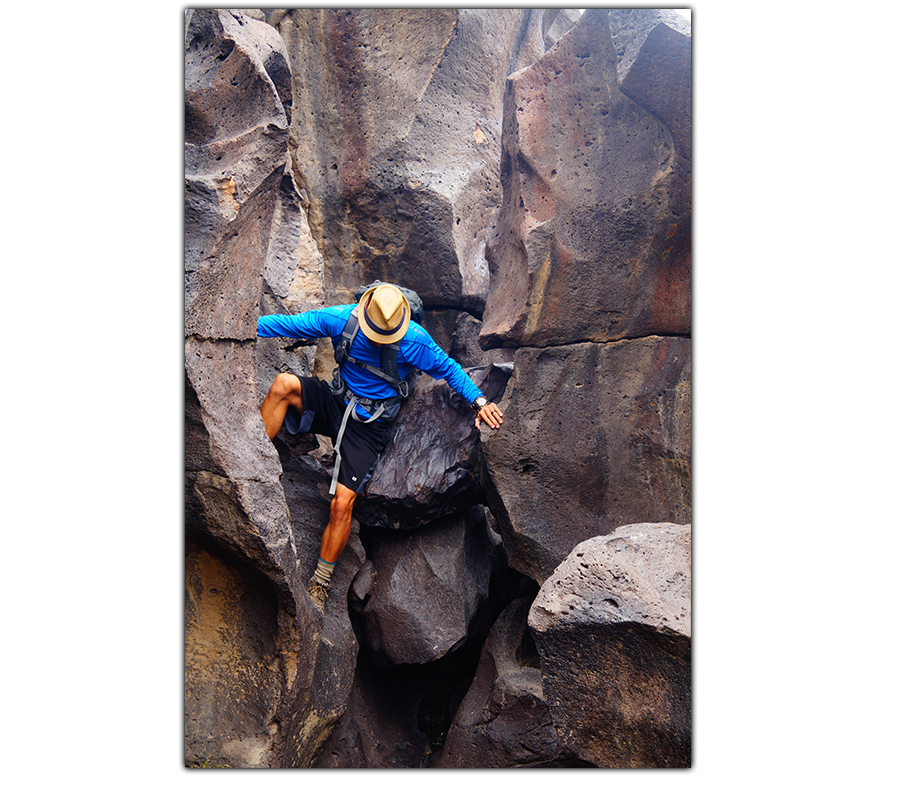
405, 330, 503, 430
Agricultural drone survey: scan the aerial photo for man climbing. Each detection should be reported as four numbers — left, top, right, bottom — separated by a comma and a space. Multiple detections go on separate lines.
257, 283, 504, 615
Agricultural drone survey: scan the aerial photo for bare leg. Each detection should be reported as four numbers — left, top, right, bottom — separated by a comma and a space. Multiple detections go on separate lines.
260, 372, 304, 440
261, 376, 357, 607
320, 482, 357, 564
261, 375, 356, 563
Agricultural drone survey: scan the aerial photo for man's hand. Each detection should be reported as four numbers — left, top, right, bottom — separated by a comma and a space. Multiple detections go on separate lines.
475, 401, 503, 430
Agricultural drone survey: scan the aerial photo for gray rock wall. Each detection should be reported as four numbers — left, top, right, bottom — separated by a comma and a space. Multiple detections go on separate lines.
185, 7, 691, 769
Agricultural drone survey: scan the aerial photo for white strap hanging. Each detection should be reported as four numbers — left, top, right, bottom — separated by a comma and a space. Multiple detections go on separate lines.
329, 394, 384, 496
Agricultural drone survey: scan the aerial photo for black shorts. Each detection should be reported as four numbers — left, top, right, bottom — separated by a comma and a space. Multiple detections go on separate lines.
283, 375, 392, 494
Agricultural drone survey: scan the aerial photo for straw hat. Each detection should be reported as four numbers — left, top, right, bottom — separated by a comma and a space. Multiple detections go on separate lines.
357, 284, 411, 344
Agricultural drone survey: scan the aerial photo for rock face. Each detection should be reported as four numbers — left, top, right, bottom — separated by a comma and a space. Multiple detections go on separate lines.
272, 8, 548, 309
480, 8, 691, 348
480, 337, 691, 584
185, 8, 293, 340
184, 7, 691, 770
184, 538, 282, 767
184, 9, 358, 768
529, 523, 691, 767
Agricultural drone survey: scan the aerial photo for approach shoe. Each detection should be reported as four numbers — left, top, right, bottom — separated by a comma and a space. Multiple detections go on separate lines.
306, 578, 329, 615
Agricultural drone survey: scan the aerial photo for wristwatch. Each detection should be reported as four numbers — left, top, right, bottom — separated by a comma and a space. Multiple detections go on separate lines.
471, 396, 489, 414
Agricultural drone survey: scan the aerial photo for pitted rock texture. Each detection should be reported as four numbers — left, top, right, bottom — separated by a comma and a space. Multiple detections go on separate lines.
528, 523, 691, 767
184, 9, 361, 768
185, 9, 293, 340
185, 7, 692, 769
480, 8, 690, 349
480, 337, 691, 585
272, 8, 547, 308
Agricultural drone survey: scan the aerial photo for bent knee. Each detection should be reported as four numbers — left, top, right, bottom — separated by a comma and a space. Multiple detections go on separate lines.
331, 486, 357, 516
271, 372, 302, 400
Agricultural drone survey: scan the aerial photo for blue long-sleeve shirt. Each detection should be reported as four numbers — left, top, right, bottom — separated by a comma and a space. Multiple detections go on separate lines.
257, 305, 484, 415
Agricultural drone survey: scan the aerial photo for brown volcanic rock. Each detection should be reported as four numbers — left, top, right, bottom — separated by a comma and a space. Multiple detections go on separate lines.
183, 7, 693, 768
272, 9, 546, 309
185, 8, 292, 340
479, 337, 690, 585
528, 523, 691, 767
480, 9, 691, 349
611, 8, 692, 332
184, 10, 360, 767
185, 538, 283, 768
184, 6, 303, 624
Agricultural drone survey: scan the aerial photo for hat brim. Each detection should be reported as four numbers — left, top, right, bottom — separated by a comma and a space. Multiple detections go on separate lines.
357, 286, 412, 345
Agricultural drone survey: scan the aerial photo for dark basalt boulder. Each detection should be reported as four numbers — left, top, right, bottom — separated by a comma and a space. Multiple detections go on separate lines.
353, 506, 504, 668
355, 363, 513, 529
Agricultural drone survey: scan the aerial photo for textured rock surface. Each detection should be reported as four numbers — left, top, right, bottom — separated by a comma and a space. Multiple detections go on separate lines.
480, 337, 691, 584
480, 9, 691, 349
529, 523, 691, 767
612, 8, 691, 333
272, 8, 547, 309
355, 363, 512, 528
185, 7, 692, 769
184, 9, 358, 768
184, 539, 282, 768
434, 597, 577, 767
185, 8, 293, 340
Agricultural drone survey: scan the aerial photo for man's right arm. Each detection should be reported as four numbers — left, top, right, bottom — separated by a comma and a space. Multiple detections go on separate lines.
257, 306, 347, 340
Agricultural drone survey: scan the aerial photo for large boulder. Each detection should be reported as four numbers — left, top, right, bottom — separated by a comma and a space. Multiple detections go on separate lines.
353, 506, 504, 668
480, 336, 691, 584
528, 523, 691, 767
355, 363, 512, 528
479, 9, 691, 349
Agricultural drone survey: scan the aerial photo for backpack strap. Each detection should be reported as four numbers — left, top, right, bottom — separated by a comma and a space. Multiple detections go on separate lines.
333, 307, 360, 367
